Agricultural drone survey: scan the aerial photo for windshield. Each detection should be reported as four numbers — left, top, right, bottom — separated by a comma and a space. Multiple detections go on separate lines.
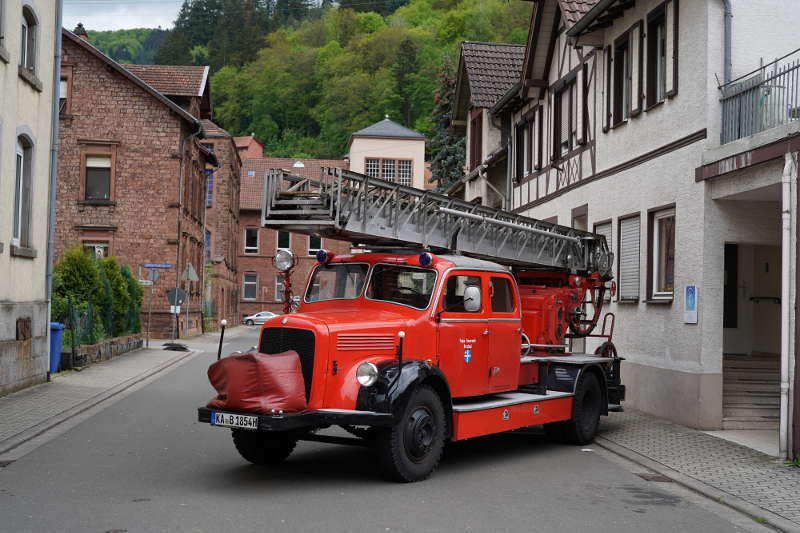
366, 264, 437, 309
305, 263, 369, 302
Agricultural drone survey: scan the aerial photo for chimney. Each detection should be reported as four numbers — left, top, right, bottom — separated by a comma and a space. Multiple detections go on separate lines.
74, 23, 89, 40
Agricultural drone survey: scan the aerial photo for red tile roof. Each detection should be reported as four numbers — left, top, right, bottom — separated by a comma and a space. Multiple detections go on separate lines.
558, 0, 600, 27
122, 64, 209, 97
240, 158, 349, 210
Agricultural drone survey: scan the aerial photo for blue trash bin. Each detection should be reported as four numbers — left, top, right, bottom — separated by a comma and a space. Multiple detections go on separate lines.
49, 323, 65, 373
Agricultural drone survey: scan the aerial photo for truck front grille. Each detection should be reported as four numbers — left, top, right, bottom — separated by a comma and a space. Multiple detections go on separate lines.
337, 333, 396, 351
259, 327, 316, 400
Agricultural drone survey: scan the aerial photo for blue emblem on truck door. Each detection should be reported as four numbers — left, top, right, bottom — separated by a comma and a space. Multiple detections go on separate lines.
464, 349, 472, 363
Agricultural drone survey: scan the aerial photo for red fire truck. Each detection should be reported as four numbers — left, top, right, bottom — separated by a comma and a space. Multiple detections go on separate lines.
198, 168, 624, 482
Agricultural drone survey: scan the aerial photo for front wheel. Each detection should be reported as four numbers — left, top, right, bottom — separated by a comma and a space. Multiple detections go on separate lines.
544, 371, 602, 445
376, 386, 446, 482
231, 430, 297, 465
245, 319, 254, 326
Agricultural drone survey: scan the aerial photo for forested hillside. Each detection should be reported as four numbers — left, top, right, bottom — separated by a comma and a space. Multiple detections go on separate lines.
87, 0, 532, 160
88, 28, 168, 64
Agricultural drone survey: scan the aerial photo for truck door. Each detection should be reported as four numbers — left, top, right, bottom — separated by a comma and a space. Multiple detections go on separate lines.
487, 275, 522, 392
436, 272, 489, 398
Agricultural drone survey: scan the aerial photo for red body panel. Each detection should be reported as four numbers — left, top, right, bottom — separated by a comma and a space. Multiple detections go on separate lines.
452, 397, 573, 440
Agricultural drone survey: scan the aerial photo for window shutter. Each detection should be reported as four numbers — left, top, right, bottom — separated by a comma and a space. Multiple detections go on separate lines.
86, 155, 112, 168
604, 46, 612, 132
619, 216, 640, 301
630, 22, 643, 116
665, 0, 678, 97
595, 221, 612, 251
577, 65, 586, 145
551, 91, 558, 161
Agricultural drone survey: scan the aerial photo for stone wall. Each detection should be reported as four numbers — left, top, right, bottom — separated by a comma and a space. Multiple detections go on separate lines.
0, 301, 49, 397
69, 333, 144, 368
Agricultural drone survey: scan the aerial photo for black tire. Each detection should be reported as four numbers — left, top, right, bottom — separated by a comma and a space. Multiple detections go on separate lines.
245, 319, 254, 326
376, 386, 446, 482
231, 430, 297, 465
544, 371, 602, 445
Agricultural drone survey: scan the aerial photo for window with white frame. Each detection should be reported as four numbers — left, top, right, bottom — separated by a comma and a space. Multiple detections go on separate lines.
244, 228, 258, 254
20, 6, 36, 72
382, 159, 396, 182
365, 158, 380, 178
205, 169, 213, 207
397, 160, 412, 186
618, 215, 640, 301
13, 137, 33, 247
308, 235, 322, 256
277, 230, 290, 251
650, 208, 675, 299
243, 273, 257, 300
366, 158, 413, 183
59, 78, 68, 113
613, 37, 631, 123
647, 7, 667, 106
83, 242, 109, 258
275, 275, 285, 302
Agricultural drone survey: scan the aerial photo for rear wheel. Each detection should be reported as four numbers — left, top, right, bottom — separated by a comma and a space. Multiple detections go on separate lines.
245, 319, 254, 326
376, 386, 446, 482
544, 371, 602, 445
231, 430, 297, 465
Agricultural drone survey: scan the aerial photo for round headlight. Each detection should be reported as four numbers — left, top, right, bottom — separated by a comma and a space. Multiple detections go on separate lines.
356, 362, 379, 387
274, 249, 296, 272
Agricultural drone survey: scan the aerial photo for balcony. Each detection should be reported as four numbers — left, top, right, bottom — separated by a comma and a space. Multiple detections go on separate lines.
721, 48, 800, 144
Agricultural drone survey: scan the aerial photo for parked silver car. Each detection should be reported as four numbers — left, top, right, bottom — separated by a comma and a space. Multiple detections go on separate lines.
243, 311, 278, 326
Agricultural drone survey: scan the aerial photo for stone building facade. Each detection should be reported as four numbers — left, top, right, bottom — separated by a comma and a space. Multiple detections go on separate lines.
0, 0, 58, 395
239, 158, 351, 318
200, 120, 241, 328
55, 29, 217, 338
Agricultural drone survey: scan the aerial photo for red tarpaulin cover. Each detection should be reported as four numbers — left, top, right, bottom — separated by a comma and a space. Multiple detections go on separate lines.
206, 351, 308, 414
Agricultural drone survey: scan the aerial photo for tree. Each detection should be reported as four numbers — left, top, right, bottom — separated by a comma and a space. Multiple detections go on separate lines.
154, 29, 192, 65
121, 266, 144, 334
394, 37, 418, 127
428, 55, 464, 190
102, 257, 132, 337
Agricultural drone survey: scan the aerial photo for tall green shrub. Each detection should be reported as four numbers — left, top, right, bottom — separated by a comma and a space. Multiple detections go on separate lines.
102, 257, 132, 336
121, 265, 144, 334
54, 245, 104, 309
96, 256, 115, 337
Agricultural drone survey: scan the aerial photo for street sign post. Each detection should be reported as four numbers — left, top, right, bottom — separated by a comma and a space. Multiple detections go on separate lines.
167, 287, 187, 306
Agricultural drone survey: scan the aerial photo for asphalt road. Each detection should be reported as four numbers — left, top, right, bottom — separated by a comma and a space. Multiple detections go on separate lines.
0, 328, 769, 533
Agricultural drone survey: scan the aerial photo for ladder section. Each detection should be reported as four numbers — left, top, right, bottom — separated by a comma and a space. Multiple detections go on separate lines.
261, 167, 613, 275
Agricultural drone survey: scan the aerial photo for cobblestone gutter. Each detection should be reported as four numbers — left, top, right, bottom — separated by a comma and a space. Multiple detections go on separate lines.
600, 410, 800, 526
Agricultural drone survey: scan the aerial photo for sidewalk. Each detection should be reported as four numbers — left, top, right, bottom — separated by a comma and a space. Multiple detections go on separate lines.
0, 326, 249, 458
598, 410, 800, 532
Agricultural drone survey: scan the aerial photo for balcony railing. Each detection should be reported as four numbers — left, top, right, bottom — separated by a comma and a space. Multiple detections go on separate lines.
720, 48, 800, 144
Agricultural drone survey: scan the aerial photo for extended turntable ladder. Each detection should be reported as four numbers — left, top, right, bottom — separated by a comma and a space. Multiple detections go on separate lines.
260, 167, 612, 275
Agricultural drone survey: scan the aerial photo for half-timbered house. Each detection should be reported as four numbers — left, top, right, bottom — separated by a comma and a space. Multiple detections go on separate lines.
456, 0, 800, 458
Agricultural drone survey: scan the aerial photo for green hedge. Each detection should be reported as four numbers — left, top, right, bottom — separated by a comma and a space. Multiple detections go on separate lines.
52, 245, 145, 346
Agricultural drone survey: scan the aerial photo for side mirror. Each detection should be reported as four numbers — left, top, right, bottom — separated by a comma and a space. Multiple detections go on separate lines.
463, 285, 482, 313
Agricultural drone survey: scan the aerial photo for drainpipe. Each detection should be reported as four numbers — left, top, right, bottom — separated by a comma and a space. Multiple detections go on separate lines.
723, 0, 733, 83
46, 1, 63, 372
780, 151, 796, 460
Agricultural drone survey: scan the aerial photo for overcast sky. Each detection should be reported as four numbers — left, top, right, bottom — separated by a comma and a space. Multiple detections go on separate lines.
63, 0, 183, 32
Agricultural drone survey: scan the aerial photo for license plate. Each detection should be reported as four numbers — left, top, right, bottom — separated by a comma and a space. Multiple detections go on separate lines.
211, 412, 259, 430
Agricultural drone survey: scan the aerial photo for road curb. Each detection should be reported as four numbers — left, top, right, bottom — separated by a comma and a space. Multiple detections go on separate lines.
0, 349, 199, 457
596, 436, 800, 533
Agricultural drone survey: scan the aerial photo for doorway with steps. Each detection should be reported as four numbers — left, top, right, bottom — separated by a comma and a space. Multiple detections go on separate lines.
723, 244, 781, 433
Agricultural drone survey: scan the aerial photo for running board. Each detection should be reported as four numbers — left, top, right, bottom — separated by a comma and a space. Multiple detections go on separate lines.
451, 391, 573, 441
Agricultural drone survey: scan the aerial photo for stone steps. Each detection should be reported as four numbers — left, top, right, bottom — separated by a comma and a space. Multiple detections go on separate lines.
722, 353, 780, 429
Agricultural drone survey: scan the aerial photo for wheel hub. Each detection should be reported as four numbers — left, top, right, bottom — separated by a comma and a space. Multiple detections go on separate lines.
404, 407, 435, 462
